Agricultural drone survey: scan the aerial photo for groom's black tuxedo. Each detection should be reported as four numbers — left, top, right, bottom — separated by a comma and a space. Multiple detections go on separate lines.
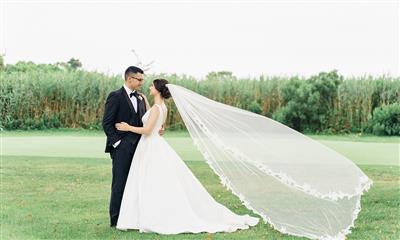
102, 86, 147, 227
103, 87, 146, 153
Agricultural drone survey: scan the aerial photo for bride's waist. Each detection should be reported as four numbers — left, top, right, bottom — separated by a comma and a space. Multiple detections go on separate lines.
142, 132, 162, 139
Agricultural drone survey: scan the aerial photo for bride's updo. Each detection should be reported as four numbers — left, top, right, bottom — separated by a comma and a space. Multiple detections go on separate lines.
153, 79, 171, 99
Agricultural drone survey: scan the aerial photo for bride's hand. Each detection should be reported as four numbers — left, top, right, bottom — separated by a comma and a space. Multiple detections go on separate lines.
115, 122, 131, 131
139, 92, 150, 110
139, 92, 147, 100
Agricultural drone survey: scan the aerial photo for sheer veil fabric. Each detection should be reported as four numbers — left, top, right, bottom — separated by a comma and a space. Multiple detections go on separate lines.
166, 84, 372, 240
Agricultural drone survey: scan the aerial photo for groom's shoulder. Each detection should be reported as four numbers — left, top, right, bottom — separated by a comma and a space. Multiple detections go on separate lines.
105, 87, 124, 102
107, 87, 124, 97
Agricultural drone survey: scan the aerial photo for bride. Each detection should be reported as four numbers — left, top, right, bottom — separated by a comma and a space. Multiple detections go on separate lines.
114, 79, 260, 234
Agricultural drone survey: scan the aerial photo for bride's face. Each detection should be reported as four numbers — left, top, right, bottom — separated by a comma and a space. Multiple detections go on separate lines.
149, 83, 160, 97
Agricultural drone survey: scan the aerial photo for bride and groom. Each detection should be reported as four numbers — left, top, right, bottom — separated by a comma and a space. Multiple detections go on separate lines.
102, 66, 372, 239
102, 66, 259, 234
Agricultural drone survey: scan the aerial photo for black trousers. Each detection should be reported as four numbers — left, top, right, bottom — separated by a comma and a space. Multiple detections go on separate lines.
109, 139, 138, 226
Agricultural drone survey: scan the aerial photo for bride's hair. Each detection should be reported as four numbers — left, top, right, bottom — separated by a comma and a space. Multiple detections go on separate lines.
153, 79, 171, 99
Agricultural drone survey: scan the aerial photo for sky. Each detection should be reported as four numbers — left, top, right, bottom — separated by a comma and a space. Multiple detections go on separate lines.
1, 0, 399, 78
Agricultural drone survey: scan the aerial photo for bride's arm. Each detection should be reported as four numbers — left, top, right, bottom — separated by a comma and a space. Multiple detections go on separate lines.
115, 106, 160, 136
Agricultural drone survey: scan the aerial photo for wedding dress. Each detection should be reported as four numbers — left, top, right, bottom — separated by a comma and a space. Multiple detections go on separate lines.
116, 103, 260, 234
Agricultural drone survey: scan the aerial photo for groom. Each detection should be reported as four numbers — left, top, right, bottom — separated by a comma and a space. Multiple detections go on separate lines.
102, 66, 164, 227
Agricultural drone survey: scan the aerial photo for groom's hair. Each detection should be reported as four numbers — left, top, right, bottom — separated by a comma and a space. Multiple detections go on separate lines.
124, 66, 144, 80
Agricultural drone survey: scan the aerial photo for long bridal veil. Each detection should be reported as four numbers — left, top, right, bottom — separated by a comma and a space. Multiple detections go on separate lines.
166, 83, 372, 240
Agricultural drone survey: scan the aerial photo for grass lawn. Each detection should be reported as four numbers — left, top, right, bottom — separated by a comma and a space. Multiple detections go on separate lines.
1, 130, 399, 239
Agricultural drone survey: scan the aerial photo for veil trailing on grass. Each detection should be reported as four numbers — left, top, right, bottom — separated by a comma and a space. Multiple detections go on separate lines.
166, 83, 372, 240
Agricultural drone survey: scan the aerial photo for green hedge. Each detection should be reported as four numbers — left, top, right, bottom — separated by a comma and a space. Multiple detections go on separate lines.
365, 103, 400, 136
1, 61, 399, 135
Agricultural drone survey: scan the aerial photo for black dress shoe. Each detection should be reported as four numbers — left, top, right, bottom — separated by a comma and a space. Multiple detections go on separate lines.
110, 224, 116, 228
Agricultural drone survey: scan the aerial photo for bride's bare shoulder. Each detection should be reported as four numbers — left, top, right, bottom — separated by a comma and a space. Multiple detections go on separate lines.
153, 103, 167, 110
150, 104, 161, 111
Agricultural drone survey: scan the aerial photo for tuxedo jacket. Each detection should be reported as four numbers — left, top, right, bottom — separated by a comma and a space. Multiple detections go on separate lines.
102, 87, 147, 153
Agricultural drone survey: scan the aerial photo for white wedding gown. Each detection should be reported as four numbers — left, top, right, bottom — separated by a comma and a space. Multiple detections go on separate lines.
116, 103, 259, 234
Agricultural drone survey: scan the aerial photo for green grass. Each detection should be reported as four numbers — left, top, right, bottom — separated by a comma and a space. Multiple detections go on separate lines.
2, 130, 398, 165
2, 129, 400, 142
1, 131, 399, 239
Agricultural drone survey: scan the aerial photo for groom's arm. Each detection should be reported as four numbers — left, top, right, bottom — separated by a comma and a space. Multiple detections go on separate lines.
158, 124, 165, 136
158, 112, 167, 136
102, 91, 120, 145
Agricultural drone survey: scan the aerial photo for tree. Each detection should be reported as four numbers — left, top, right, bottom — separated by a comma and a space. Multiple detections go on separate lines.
67, 58, 82, 70
272, 71, 342, 132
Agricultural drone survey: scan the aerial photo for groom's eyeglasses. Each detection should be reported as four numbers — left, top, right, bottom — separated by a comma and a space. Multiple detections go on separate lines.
131, 76, 144, 82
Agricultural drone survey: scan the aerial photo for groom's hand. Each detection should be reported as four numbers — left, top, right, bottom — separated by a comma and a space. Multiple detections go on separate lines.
158, 125, 165, 136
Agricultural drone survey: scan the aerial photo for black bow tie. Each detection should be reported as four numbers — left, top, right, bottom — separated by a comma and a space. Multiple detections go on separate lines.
130, 91, 139, 98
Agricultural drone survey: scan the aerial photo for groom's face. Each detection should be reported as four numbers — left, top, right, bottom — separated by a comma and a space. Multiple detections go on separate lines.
127, 73, 144, 90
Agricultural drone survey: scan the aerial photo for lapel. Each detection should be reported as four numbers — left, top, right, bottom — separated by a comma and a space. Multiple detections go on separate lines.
121, 87, 137, 115
137, 96, 145, 118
